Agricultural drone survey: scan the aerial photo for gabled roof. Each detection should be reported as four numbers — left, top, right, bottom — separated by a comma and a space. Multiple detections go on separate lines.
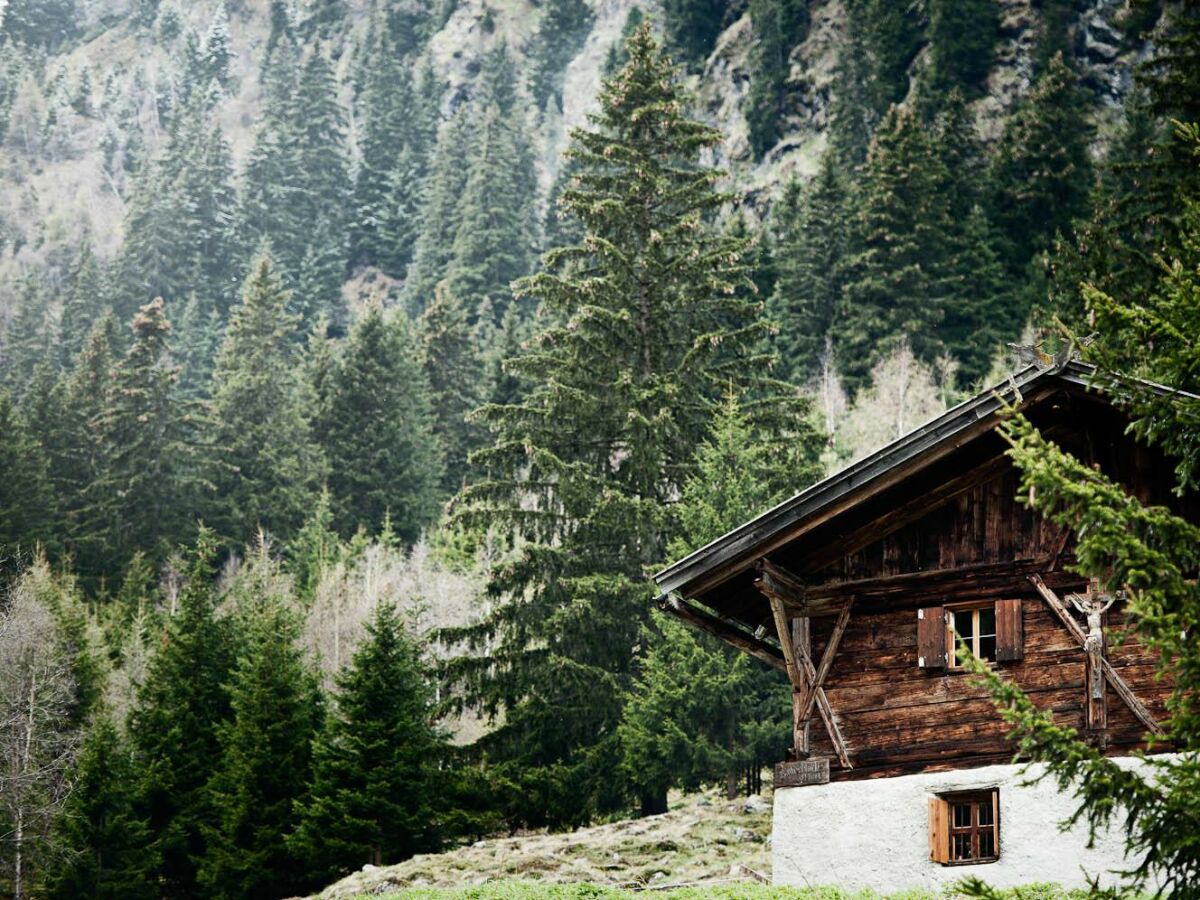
652, 360, 1190, 605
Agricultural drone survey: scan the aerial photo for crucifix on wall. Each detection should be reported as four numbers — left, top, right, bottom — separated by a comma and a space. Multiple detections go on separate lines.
1067, 578, 1120, 733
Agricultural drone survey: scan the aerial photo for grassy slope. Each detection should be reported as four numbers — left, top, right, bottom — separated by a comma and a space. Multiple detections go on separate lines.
310, 790, 772, 899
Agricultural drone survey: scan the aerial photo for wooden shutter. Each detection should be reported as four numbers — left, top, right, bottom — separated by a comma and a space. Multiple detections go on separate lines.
928, 796, 950, 863
917, 606, 947, 668
995, 598, 1024, 662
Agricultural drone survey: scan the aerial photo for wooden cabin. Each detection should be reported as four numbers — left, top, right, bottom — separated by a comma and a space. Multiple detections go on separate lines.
652, 361, 1196, 891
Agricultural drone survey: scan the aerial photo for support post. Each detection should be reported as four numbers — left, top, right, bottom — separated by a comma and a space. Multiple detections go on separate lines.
791, 616, 811, 758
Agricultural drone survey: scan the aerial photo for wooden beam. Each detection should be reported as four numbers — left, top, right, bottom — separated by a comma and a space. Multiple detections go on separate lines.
791, 617, 811, 757
766, 594, 803, 691
797, 651, 853, 770
757, 559, 845, 617
1027, 575, 1165, 737
660, 595, 786, 674
796, 599, 854, 729
804, 556, 1067, 602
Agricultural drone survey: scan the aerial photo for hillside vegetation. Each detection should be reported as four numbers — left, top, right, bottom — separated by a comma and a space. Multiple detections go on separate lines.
1, 0, 1199, 898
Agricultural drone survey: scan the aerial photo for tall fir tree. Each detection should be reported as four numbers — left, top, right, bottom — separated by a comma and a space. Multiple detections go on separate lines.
840, 103, 954, 387
418, 282, 486, 495
621, 392, 820, 810
0, 390, 52, 556
43, 716, 158, 900
987, 52, 1094, 277
927, 0, 999, 97
290, 603, 444, 880
455, 24, 810, 826
130, 530, 236, 898
747, 0, 809, 159
659, 0, 727, 65
314, 307, 443, 540
59, 243, 104, 363
198, 560, 321, 900
210, 256, 326, 546
529, 0, 594, 109
768, 156, 848, 383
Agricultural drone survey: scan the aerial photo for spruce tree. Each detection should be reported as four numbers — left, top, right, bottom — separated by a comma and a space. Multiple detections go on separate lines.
827, 6, 875, 167
403, 109, 471, 310
210, 256, 326, 546
529, 0, 594, 109
747, 0, 809, 159
130, 530, 235, 899
198, 567, 321, 900
621, 392, 819, 809
44, 717, 158, 900
418, 282, 486, 495
862, 0, 924, 114
59, 243, 104, 363
768, 157, 847, 383
659, 0, 726, 65
988, 52, 1093, 276
927, 0, 998, 97
0, 391, 52, 556
840, 104, 953, 387
79, 299, 206, 585
1, 274, 53, 393
290, 603, 444, 880
456, 23, 809, 826
314, 307, 443, 539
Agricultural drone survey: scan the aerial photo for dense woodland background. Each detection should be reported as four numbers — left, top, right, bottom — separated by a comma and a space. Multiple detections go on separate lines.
1, 0, 1199, 897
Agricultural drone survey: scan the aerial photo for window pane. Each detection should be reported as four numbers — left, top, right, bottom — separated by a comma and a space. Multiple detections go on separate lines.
953, 834, 972, 860
977, 800, 993, 826
953, 804, 972, 828
979, 829, 995, 858
954, 610, 975, 641
978, 607, 996, 637
978, 635, 997, 661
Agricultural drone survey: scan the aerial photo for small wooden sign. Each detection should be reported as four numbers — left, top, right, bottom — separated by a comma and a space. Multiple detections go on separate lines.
774, 757, 830, 788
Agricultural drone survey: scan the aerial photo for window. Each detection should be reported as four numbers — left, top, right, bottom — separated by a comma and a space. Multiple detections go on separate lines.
949, 604, 996, 667
917, 599, 1023, 670
929, 789, 999, 865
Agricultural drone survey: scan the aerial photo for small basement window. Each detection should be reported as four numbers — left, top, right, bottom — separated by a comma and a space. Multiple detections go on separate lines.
929, 789, 999, 865
948, 604, 997, 666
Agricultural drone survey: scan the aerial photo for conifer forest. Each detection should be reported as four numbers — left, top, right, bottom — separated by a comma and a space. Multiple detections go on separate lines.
1, 0, 1200, 897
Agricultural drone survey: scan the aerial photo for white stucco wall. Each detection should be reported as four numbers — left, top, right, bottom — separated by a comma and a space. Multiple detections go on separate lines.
773, 759, 1164, 892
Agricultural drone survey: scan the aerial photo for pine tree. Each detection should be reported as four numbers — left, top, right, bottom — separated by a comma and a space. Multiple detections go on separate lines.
130, 530, 236, 899
827, 5, 875, 167
622, 392, 819, 809
290, 603, 444, 880
174, 293, 223, 399
0, 391, 52, 556
418, 282, 486, 495
840, 104, 953, 387
445, 100, 535, 324
1, 274, 54, 393
529, 0, 594, 109
198, 560, 321, 900
314, 308, 443, 539
211, 256, 326, 546
659, 0, 726, 65
927, 0, 998, 97
59, 243, 104, 363
747, 0, 809, 159
768, 157, 848, 383
988, 52, 1093, 276
79, 299, 206, 584
862, 0, 924, 114
403, 107, 472, 310
44, 717, 158, 900
287, 486, 341, 602
456, 24, 810, 826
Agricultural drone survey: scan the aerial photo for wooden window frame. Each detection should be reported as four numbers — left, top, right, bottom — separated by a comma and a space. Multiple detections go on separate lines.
946, 601, 998, 669
929, 789, 1000, 866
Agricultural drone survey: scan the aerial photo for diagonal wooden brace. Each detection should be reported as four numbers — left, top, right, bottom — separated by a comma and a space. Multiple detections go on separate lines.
767, 592, 853, 769
1028, 574, 1165, 737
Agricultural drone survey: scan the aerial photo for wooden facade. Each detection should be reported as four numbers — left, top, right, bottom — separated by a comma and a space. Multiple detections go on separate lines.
654, 363, 1198, 783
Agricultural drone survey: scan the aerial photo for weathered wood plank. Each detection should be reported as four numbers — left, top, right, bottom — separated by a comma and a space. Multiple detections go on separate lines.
660, 595, 786, 673
796, 599, 853, 728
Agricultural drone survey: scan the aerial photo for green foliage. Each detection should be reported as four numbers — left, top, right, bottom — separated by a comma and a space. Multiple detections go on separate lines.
861, 0, 924, 114
130, 530, 236, 897
988, 53, 1093, 277
44, 717, 158, 900
211, 255, 326, 545
314, 307, 443, 540
291, 603, 445, 880
768, 158, 847, 382
456, 23, 810, 827
288, 486, 342, 602
839, 104, 952, 387
419, 282, 487, 495
530, 0, 594, 109
199, 553, 321, 900
0, 390, 52, 555
660, 0, 727, 65
927, 0, 999, 97
621, 393, 818, 808
746, 0, 799, 159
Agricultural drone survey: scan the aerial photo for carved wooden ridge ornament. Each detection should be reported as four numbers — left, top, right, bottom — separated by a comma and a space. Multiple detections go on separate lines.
1027, 574, 1164, 738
